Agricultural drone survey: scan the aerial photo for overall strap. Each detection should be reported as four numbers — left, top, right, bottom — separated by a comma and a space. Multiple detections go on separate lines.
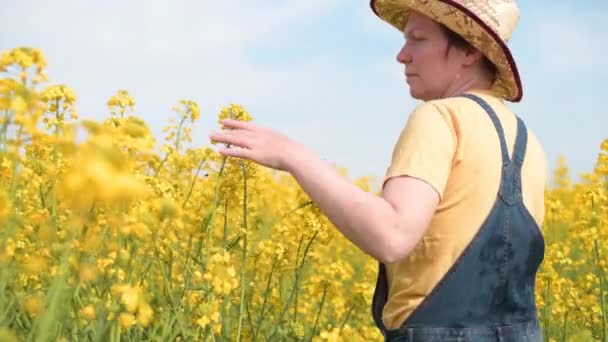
459, 93, 528, 205
512, 116, 528, 170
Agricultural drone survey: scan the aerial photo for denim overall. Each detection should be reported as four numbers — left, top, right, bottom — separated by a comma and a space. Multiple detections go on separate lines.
372, 94, 546, 341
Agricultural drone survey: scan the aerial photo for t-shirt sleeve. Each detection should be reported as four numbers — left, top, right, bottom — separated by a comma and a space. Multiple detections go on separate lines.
383, 102, 460, 198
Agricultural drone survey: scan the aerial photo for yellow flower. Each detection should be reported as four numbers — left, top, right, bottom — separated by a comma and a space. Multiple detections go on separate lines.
23, 255, 47, 274
196, 315, 211, 328
107, 89, 135, 117
1, 47, 46, 70
23, 296, 44, 318
9, 96, 27, 114
79, 263, 99, 283
202, 251, 239, 296
317, 328, 340, 341
118, 313, 136, 328
0, 192, 11, 224
0, 47, 47, 86
58, 136, 147, 207
41, 84, 77, 106
137, 303, 154, 327
80, 305, 96, 321
601, 138, 608, 152
217, 104, 252, 125
119, 285, 141, 313
173, 99, 200, 122
131, 222, 151, 238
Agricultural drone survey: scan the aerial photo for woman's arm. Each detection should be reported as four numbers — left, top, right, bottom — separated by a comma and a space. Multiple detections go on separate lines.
286, 146, 439, 263
209, 118, 440, 263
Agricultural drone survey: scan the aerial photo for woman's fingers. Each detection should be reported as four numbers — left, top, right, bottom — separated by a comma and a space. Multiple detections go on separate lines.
221, 118, 256, 131
210, 129, 254, 149
219, 145, 253, 160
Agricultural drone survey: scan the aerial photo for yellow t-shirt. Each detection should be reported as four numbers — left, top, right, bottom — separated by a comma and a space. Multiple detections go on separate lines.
381, 90, 547, 329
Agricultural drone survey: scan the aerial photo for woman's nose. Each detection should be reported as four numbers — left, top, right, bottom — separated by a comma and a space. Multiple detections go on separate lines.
396, 44, 412, 64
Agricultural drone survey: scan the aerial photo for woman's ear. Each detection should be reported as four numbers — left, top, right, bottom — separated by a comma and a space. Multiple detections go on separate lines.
463, 49, 484, 67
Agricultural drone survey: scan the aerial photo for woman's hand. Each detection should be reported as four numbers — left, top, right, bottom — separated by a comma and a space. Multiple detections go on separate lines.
209, 118, 306, 172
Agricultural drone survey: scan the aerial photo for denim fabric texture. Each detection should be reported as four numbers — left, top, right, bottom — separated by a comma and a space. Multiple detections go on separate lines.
384, 319, 543, 342
371, 94, 545, 342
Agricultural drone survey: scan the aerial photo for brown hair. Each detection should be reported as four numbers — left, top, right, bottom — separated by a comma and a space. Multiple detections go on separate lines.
440, 24, 498, 79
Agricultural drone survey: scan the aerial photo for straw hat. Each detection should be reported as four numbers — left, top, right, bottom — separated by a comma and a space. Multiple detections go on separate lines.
370, 0, 523, 102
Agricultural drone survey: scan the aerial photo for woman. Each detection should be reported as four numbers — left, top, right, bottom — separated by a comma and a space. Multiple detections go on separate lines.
209, 0, 547, 341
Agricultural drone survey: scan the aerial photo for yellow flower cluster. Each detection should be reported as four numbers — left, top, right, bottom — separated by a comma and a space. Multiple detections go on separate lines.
173, 99, 201, 122
218, 103, 253, 123
107, 89, 135, 118
111, 284, 154, 327
0, 47, 382, 341
1, 45, 607, 342
0, 47, 47, 71
0, 47, 47, 85
536, 148, 608, 341
40, 84, 78, 129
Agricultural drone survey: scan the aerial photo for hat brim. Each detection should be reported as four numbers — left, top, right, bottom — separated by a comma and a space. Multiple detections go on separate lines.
370, 0, 523, 102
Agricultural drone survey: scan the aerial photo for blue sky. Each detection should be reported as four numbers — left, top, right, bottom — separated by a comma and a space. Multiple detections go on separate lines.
2, 0, 607, 190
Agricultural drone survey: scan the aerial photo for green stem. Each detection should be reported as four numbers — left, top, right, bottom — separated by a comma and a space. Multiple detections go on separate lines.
268, 231, 318, 340
566, 290, 592, 333
38, 183, 46, 208
182, 156, 208, 208
54, 99, 61, 135
222, 200, 229, 245
300, 231, 318, 269
156, 254, 187, 339
339, 305, 355, 334
591, 194, 608, 342
1, 110, 11, 152
595, 239, 607, 342
295, 230, 319, 321
310, 283, 329, 341
542, 277, 551, 342
561, 311, 568, 342
236, 163, 249, 342
269, 201, 314, 229
28, 242, 72, 341
154, 152, 170, 177
245, 293, 255, 341
252, 253, 279, 341
200, 156, 228, 261
174, 117, 187, 153
293, 236, 303, 322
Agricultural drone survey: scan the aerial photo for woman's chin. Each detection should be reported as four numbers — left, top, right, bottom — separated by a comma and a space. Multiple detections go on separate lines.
408, 87, 427, 101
